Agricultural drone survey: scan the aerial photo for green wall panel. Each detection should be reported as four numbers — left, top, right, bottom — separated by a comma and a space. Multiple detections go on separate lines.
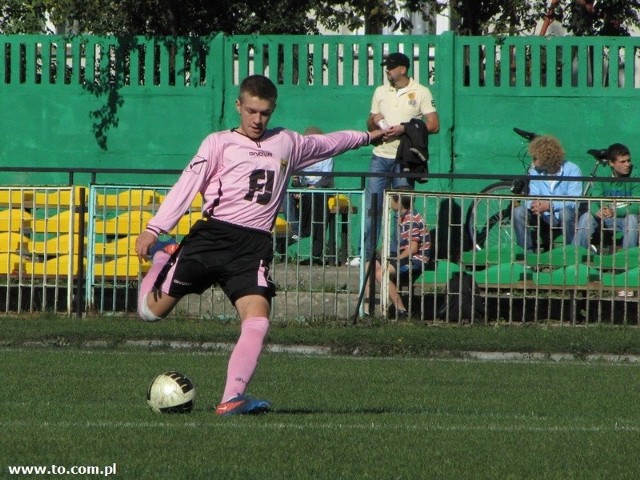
2, 33, 640, 193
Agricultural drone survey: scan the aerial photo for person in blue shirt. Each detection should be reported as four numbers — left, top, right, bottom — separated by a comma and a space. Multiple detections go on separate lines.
281, 126, 335, 265
512, 135, 583, 252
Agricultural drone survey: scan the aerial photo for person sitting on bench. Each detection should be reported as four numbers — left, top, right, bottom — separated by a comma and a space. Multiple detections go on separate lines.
512, 135, 583, 252
364, 190, 431, 318
574, 142, 640, 252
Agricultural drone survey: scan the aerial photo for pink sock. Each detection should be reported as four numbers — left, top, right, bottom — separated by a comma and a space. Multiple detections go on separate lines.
221, 317, 270, 402
137, 251, 171, 316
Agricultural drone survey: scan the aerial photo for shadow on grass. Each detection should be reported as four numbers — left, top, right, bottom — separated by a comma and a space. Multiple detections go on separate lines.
273, 406, 416, 415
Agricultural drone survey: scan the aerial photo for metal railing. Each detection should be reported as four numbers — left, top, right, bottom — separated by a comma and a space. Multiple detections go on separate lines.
381, 192, 640, 325
1, 179, 639, 324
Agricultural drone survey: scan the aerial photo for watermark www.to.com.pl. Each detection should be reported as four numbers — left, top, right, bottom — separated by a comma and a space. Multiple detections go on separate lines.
6, 464, 117, 476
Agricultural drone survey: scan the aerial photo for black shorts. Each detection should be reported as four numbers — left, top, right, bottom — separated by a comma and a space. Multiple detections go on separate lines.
155, 219, 276, 304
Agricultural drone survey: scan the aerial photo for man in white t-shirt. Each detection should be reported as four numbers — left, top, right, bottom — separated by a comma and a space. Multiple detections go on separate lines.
362, 52, 439, 262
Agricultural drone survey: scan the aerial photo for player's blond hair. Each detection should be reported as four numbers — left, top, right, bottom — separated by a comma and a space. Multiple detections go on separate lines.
528, 135, 565, 173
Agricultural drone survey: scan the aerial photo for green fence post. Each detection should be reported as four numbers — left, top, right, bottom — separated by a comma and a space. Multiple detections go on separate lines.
437, 31, 456, 189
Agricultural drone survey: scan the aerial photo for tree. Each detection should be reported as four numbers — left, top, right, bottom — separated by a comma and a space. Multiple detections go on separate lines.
448, 1, 640, 36
1, 0, 318, 35
1, 1, 639, 37
310, 0, 443, 34
0, 0, 55, 33
552, 0, 640, 36
0, 0, 445, 36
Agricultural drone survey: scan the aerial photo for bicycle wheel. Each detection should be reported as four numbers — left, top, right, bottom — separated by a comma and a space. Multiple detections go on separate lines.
465, 181, 519, 251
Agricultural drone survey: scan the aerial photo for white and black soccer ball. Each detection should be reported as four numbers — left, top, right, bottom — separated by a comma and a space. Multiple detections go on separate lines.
147, 371, 196, 414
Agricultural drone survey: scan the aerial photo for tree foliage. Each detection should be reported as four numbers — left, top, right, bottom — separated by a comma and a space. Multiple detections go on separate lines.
1, 0, 639, 36
309, 0, 441, 34
450, 1, 640, 36
0, 0, 54, 33
554, 0, 640, 36
1, 0, 318, 35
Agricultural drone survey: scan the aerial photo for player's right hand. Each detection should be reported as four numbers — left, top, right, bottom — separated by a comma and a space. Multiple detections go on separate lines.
369, 129, 386, 144
136, 230, 158, 261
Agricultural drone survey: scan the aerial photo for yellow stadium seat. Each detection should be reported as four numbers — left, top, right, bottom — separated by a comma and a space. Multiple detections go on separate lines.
273, 216, 288, 236
0, 189, 34, 206
0, 232, 29, 253
170, 211, 203, 235
327, 194, 350, 210
94, 236, 138, 256
0, 253, 23, 274
33, 186, 88, 207
0, 209, 33, 232
94, 193, 118, 208
28, 234, 86, 255
94, 211, 153, 235
327, 194, 357, 214
190, 195, 203, 209
96, 189, 161, 208
25, 254, 83, 276
32, 210, 87, 234
94, 256, 150, 277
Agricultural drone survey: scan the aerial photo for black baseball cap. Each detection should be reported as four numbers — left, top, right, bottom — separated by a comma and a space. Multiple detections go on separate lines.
381, 52, 410, 70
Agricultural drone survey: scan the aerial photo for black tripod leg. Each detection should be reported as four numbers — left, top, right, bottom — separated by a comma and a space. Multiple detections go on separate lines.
352, 193, 378, 324
351, 254, 377, 324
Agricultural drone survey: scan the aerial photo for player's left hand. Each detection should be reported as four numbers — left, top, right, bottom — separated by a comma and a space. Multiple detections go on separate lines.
530, 200, 551, 215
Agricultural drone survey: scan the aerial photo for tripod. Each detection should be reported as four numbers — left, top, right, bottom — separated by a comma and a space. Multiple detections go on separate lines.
352, 194, 379, 324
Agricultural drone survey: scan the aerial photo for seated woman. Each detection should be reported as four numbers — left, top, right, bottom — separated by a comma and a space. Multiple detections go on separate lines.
364, 191, 431, 318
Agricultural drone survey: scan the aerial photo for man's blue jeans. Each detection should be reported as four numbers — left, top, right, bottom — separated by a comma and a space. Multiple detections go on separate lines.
513, 204, 576, 251
574, 212, 639, 249
363, 154, 410, 259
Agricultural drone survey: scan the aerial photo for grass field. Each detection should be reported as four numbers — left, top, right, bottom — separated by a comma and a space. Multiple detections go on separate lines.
2, 343, 640, 479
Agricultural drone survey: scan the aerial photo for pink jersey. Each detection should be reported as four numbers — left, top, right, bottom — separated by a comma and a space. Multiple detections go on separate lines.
145, 128, 371, 235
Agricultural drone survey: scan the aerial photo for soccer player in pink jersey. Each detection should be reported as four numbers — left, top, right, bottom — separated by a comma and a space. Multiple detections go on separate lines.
135, 75, 385, 416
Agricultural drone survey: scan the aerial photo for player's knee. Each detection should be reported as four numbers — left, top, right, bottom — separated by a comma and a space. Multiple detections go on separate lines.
138, 292, 163, 322
242, 316, 270, 335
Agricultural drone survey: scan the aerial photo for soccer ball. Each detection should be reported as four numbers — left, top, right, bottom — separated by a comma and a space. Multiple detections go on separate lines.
147, 371, 196, 414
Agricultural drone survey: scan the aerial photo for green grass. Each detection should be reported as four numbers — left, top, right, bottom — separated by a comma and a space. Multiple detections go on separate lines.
3, 315, 640, 357
1, 346, 640, 479
2, 316, 640, 479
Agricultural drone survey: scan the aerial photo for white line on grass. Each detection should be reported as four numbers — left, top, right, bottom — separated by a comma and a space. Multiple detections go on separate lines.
4, 347, 640, 366
1, 420, 639, 433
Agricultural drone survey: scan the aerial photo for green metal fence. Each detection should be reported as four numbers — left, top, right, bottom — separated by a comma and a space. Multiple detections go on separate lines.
3, 33, 640, 192
453, 35, 640, 191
